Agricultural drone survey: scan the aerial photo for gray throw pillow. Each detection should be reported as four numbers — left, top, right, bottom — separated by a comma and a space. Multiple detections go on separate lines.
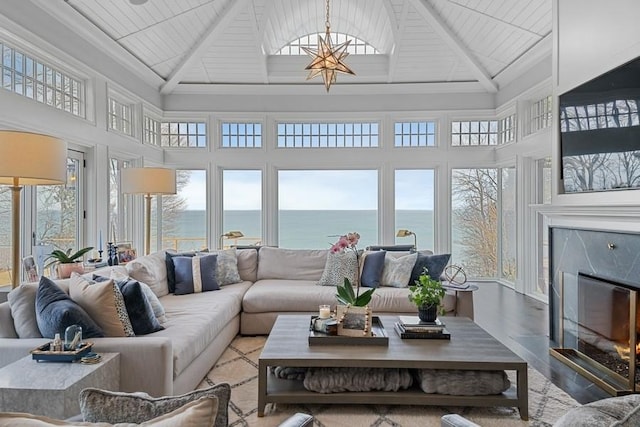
359, 250, 386, 288
409, 253, 451, 285
7, 284, 41, 338
317, 250, 358, 287
79, 383, 231, 427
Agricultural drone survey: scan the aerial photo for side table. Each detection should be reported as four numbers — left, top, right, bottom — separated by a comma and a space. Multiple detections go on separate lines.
0, 352, 119, 419
442, 283, 478, 320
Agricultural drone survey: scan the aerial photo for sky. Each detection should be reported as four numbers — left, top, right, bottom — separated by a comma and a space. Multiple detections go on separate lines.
179, 169, 435, 211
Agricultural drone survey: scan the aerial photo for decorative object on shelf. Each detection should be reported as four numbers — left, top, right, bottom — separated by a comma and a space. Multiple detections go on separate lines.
302, 0, 355, 91
44, 246, 94, 279
219, 230, 244, 249
408, 267, 446, 323
309, 315, 388, 346
444, 264, 468, 287
0, 131, 67, 288
22, 255, 38, 282
395, 316, 451, 340
115, 242, 137, 264
64, 324, 83, 350
396, 229, 417, 251
30, 341, 93, 362
121, 167, 177, 255
336, 304, 372, 337
106, 242, 118, 266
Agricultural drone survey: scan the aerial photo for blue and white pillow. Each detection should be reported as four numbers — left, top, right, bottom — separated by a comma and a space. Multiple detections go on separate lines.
173, 254, 220, 295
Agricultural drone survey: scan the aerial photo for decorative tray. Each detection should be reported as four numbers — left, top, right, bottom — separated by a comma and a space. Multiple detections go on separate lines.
30, 341, 93, 363
308, 316, 389, 346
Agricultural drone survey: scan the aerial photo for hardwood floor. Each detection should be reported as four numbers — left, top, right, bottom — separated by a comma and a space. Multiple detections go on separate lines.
472, 282, 610, 405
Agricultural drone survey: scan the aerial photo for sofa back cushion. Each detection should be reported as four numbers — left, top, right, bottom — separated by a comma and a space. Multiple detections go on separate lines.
257, 247, 328, 281
236, 249, 258, 282
7, 284, 41, 338
126, 251, 169, 297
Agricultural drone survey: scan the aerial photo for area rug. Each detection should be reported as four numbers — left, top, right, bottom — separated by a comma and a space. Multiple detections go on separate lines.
197, 336, 578, 426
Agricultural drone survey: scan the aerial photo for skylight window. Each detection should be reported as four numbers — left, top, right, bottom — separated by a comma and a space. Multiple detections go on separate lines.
276, 32, 378, 55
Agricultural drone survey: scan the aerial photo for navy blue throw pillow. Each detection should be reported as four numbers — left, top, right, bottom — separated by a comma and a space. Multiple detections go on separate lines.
173, 254, 219, 295
360, 251, 386, 288
165, 251, 196, 293
35, 276, 104, 339
93, 275, 164, 335
409, 253, 451, 285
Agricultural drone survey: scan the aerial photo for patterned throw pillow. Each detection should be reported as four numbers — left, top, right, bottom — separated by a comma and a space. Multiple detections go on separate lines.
69, 273, 135, 337
80, 383, 230, 427
110, 270, 167, 324
380, 252, 418, 288
317, 250, 359, 287
173, 254, 220, 295
34, 276, 104, 339
206, 248, 242, 286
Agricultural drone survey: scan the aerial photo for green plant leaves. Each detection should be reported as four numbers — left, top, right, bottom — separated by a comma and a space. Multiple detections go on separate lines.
336, 277, 374, 307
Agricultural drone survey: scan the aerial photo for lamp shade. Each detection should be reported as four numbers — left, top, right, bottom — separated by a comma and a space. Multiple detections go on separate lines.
0, 131, 67, 185
121, 167, 177, 195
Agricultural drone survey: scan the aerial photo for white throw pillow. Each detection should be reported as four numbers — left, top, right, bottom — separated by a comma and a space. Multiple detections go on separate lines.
126, 251, 169, 298
381, 252, 418, 288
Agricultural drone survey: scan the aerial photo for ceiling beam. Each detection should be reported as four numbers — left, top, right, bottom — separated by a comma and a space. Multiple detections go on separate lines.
387, 1, 409, 83
248, 0, 268, 84
160, 0, 249, 94
410, 0, 498, 93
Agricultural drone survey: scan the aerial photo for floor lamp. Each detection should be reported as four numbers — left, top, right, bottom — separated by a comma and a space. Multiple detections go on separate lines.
121, 167, 176, 255
0, 131, 67, 288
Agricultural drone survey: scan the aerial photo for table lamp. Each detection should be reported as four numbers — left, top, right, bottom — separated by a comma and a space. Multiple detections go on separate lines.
121, 167, 176, 255
0, 131, 67, 288
219, 231, 244, 249
396, 229, 417, 251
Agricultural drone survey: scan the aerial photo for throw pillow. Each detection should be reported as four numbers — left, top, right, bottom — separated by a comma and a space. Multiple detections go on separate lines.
380, 252, 418, 287
93, 275, 164, 335
173, 254, 219, 295
359, 250, 386, 288
126, 251, 169, 298
34, 276, 104, 339
409, 253, 451, 285
69, 273, 135, 337
80, 383, 231, 427
0, 396, 219, 426
7, 284, 41, 338
110, 270, 167, 324
207, 248, 242, 286
165, 251, 196, 293
317, 250, 358, 287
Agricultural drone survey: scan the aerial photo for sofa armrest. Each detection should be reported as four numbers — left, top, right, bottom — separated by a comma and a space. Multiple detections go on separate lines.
0, 302, 17, 338
0, 338, 49, 368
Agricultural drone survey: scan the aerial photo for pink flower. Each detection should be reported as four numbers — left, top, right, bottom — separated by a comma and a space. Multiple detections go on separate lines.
329, 232, 360, 254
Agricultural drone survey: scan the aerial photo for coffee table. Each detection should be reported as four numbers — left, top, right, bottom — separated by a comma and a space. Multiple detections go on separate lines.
258, 315, 528, 420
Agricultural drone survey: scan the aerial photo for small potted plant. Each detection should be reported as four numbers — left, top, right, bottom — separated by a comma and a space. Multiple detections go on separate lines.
44, 247, 94, 279
408, 267, 446, 322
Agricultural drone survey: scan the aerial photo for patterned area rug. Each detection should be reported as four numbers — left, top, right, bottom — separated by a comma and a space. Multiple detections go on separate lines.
197, 336, 578, 427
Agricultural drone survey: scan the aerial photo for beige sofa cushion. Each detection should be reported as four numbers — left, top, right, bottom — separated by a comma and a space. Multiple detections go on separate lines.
8, 284, 41, 338
257, 247, 328, 281
126, 251, 169, 297
236, 249, 258, 282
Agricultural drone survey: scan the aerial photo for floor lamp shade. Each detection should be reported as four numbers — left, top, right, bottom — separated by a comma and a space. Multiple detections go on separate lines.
0, 131, 67, 288
121, 168, 177, 255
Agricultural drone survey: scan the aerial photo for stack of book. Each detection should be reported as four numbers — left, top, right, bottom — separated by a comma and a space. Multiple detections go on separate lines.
394, 316, 451, 339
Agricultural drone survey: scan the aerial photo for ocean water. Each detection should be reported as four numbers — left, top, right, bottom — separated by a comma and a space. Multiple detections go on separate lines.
166, 210, 437, 250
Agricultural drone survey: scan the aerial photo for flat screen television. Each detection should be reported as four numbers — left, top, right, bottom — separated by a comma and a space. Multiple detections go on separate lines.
559, 56, 640, 193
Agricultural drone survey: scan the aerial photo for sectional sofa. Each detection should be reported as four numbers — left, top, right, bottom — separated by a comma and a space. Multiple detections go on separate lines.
0, 247, 472, 398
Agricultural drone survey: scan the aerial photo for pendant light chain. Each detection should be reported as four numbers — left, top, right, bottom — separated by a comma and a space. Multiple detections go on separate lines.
325, 0, 331, 30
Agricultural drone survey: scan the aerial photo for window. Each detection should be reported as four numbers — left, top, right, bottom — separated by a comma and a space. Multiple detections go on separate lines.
162, 170, 207, 251
451, 120, 498, 146
223, 170, 262, 247
143, 115, 160, 145
395, 170, 435, 250
501, 167, 516, 282
221, 123, 262, 148
160, 122, 206, 147
530, 95, 552, 133
394, 122, 436, 147
0, 40, 84, 117
451, 168, 498, 277
0, 187, 11, 284
278, 170, 378, 248
109, 158, 132, 244
108, 97, 133, 136
277, 122, 379, 148
276, 32, 378, 55
499, 114, 516, 144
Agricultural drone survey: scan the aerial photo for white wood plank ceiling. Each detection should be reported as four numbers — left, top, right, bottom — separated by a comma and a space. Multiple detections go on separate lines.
60, 0, 551, 93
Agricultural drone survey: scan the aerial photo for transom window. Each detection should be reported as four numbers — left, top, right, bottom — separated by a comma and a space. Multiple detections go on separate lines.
143, 115, 160, 145
276, 32, 378, 55
529, 95, 552, 134
394, 121, 436, 147
1, 40, 85, 117
277, 122, 379, 148
451, 120, 499, 146
108, 97, 132, 136
160, 122, 206, 148
221, 122, 262, 148
499, 114, 516, 144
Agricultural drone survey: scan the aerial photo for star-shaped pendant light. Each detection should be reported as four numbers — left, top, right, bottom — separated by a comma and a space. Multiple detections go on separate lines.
302, 0, 355, 92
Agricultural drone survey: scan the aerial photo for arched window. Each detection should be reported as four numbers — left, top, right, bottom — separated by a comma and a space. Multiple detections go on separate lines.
276, 32, 378, 55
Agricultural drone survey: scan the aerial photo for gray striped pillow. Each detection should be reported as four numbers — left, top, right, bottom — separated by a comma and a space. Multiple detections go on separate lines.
173, 254, 219, 295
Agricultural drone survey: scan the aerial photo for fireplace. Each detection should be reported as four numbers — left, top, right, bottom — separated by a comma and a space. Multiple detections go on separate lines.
549, 227, 640, 395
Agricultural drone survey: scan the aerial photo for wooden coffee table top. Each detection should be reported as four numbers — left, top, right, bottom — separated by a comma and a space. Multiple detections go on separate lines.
261, 315, 526, 370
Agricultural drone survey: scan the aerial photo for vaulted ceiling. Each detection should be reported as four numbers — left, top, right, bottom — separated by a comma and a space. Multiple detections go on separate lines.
40, 0, 551, 94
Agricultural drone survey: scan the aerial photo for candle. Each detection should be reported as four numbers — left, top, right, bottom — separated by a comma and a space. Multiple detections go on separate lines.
319, 305, 331, 319
99, 230, 103, 249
